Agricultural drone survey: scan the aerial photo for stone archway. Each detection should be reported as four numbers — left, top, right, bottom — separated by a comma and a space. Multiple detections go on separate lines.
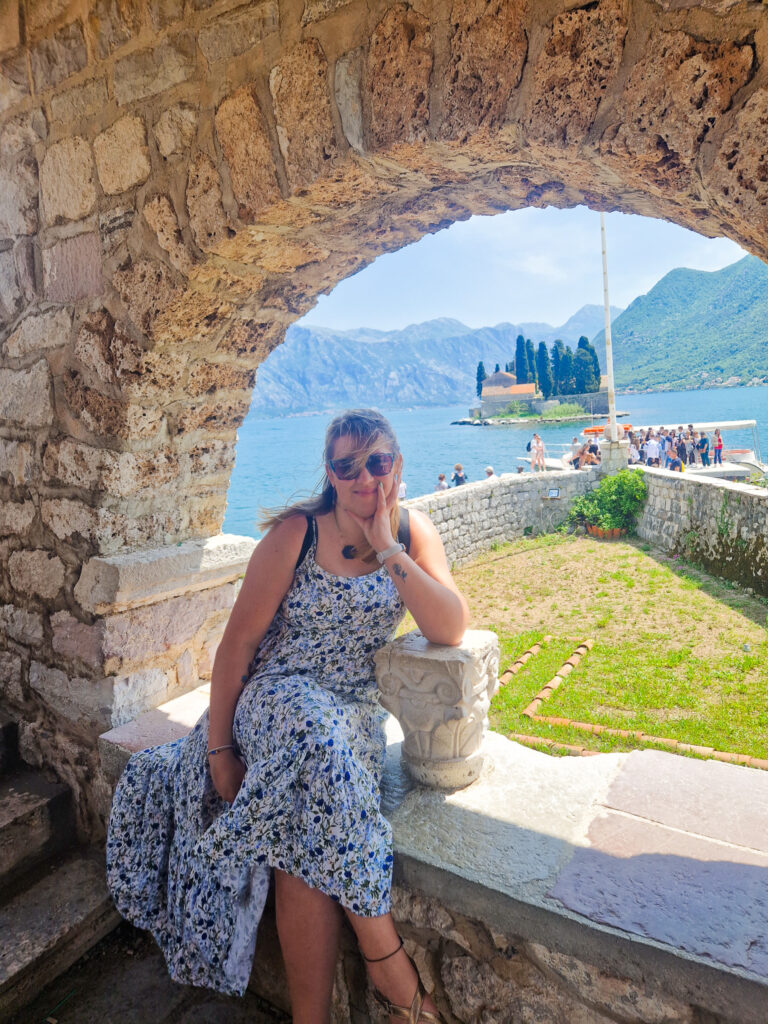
1, 0, 767, 831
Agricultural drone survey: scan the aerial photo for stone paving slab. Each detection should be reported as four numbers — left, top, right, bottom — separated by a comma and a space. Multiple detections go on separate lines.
387, 731, 627, 900
99, 684, 210, 780
549, 811, 768, 980
604, 749, 768, 852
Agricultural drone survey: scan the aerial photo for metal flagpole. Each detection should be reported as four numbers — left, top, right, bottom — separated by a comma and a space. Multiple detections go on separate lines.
600, 211, 619, 442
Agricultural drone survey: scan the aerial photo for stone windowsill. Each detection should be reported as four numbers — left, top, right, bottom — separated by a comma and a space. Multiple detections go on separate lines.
100, 687, 768, 1024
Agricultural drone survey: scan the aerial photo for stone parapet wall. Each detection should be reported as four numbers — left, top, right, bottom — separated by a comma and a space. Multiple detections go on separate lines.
637, 468, 768, 596
406, 469, 599, 566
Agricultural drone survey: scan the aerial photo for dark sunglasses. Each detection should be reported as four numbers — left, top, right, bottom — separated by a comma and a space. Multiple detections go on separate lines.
328, 452, 395, 480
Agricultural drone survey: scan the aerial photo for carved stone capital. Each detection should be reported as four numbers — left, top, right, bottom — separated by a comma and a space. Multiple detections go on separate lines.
375, 629, 500, 789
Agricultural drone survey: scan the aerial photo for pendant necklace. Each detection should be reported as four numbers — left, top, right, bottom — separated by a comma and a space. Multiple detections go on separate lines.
333, 509, 357, 560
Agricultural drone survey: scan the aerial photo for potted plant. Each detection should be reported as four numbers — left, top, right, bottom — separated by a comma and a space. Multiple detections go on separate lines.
565, 469, 648, 538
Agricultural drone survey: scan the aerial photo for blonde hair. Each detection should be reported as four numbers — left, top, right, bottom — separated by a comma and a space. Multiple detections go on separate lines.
260, 408, 401, 562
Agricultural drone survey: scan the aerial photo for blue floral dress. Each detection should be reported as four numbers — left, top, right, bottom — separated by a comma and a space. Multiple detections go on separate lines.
106, 522, 405, 995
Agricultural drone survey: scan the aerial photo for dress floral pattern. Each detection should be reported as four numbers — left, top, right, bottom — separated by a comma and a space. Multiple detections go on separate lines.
106, 522, 405, 996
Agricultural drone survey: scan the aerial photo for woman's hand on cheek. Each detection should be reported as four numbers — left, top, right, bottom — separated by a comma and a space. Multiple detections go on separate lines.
348, 481, 396, 553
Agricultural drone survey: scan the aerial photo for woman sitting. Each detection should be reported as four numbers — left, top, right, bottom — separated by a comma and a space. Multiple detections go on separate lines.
107, 409, 468, 1024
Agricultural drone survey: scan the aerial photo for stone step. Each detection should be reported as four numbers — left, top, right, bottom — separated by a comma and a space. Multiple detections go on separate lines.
0, 850, 120, 1020
99, 682, 211, 784
0, 769, 74, 890
0, 716, 18, 776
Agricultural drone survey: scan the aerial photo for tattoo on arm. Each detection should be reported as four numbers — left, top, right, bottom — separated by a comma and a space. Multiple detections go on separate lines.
391, 562, 407, 581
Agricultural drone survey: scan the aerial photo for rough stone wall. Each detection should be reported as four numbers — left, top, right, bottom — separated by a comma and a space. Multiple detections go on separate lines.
637, 468, 768, 596
249, 882, 723, 1023
406, 469, 599, 566
2, 0, 768, 832
481, 388, 609, 416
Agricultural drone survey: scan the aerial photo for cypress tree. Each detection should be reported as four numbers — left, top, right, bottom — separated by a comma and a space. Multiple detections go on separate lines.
560, 347, 575, 395
476, 361, 487, 398
589, 342, 601, 383
551, 340, 565, 396
574, 348, 598, 393
494, 363, 500, 374
525, 339, 537, 385
536, 342, 554, 399
515, 335, 527, 384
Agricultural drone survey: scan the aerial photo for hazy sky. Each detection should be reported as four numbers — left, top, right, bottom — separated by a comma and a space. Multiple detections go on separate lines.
300, 205, 747, 332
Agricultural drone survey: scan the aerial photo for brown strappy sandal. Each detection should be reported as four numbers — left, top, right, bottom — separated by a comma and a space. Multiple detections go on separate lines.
363, 938, 445, 1024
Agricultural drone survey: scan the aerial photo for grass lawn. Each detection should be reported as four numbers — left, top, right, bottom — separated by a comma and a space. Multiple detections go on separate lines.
451, 534, 768, 760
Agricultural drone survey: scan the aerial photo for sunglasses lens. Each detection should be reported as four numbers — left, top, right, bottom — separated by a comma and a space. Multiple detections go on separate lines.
367, 454, 394, 476
330, 459, 357, 480
330, 453, 395, 479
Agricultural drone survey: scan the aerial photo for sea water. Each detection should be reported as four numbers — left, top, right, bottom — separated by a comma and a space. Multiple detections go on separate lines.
222, 386, 768, 538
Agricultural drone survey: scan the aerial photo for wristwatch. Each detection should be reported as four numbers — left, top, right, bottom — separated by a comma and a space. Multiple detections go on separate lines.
376, 542, 405, 565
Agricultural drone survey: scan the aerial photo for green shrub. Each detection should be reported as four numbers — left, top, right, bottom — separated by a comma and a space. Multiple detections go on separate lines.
566, 469, 648, 533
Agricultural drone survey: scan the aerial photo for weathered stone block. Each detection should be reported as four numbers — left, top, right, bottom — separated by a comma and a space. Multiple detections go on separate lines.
270, 40, 338, 192
153, 104, 196, 158
0, 604, 44, 644
88, 0, 142, 59
0, 0, 20, 56
50, 77, 109, 123
28, 660, 130, 730
0, 50, 29, 115
113, 36, 196, 106
215, 86, 280, 221
8, 549, 65, 600
334, 49, 363, 153
175, 394, 250, 434
43, 437, 180, 497
198, 1, 278, 62
0, 500, 36, 535
443, 0, 527, 136
0, 439, 36, 485
367, 5, 432, 148
186, 153, 230, 251
42, 232, 103, 303
13, 236, 36, 302
525, 0, 627, 147
30, 21, 88, 92
143, 194, 192, 272
601, 33, 752, 192
51, 610, 107, 671
74, 534, 255, 613
99, 205, 134, 254
94, 115, 151, 196
0, 154, 38, 237
376, 629, 499, 789
525, 942, 694, 1024
40, 136, 97, 224
94, 585, 236, 673
0, 361, 54, 428
0, 249, 21, 319
41, 497, 101, 545
23, 0, 71, 39
6, 308, 73, 359
302, 0, 353, 24
0, 650, 23, 703
111, 256, 181, 335
62, 371, 165, 439
0, 110, 45, 159
149, 0, 184, 30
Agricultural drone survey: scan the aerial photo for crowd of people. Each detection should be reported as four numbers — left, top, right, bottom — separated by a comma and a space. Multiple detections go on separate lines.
433, 424, 728, 487
627, 425, 723, 470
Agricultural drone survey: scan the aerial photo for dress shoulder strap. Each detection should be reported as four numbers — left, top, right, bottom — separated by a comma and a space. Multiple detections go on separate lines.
397, 508, 411, 554
295, 515, 315, 570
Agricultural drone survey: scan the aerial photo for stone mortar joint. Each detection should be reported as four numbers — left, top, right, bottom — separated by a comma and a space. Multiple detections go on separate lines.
375, 628, 500, 790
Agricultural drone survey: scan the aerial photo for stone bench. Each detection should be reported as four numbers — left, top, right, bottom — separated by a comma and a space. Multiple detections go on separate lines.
99, 631, 768, 1023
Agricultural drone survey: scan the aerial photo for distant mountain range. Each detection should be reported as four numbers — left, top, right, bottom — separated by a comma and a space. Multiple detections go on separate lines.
591, 255, 768, 391
250, 254, 768, 416
250, 305, 622, 416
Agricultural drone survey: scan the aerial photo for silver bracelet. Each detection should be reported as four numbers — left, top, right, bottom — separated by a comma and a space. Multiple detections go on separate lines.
208, 744, 235, 757
376, 542, 405, 565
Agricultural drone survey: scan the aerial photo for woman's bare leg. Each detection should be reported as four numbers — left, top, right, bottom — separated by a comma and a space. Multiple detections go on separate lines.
346, 909, 439, 1020
274, 869, 342, 1024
